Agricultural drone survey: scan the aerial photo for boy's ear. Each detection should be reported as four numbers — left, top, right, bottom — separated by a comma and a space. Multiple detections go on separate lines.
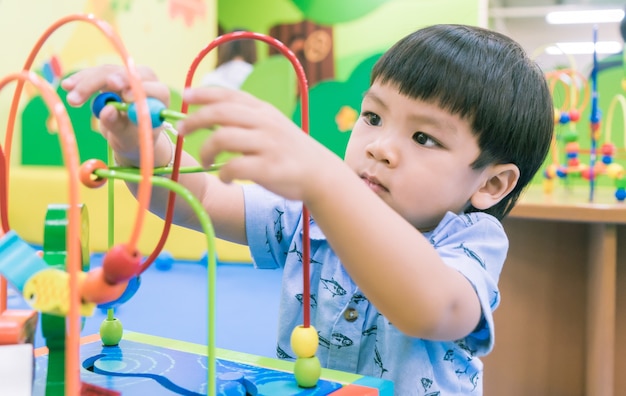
470, 164, 520, 210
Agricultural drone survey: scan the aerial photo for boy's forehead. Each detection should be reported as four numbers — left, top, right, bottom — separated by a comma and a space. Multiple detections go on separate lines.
368, 80, 476, 122
366, 83, 470, 129
364, 82, 438, 110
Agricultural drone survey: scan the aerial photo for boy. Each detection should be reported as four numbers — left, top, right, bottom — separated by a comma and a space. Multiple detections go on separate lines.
62, 24, 553, 395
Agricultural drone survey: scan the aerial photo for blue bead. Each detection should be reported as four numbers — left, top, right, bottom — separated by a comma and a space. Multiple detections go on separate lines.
559, 112, 570, 124
590, 112, 602, 124
97, 275, 141, 309
602, 155, 613, 165
615, 188, 626, 202
155, 251, 174, 271
127, 97, 166, 128
91, 92, 122, 119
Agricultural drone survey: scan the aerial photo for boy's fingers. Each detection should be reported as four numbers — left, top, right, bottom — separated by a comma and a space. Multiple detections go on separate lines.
120, 81, 170, 106
182, 86, 259, 107
63, 65, 163, 106
177, 101, 264, 136
198, 127, 262, 166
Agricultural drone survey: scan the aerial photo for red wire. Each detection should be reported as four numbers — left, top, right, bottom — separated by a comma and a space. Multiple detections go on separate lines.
184, 32, 312, 327
141, 32, 312, 328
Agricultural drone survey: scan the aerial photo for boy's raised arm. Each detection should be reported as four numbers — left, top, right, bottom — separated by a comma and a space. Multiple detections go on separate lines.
61, 65, 248, 245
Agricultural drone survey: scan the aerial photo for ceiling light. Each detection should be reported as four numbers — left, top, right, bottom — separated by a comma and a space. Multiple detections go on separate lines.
545, 41, 622, 55
546, 9, 624, 24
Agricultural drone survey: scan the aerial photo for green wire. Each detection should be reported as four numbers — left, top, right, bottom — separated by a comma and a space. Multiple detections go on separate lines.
94, 167, 218, 396
108, 164, 223, 176
109, 101, 187, 123
107, 148, 115, 248
160, 108, 187, 122
106, 147, 116, 330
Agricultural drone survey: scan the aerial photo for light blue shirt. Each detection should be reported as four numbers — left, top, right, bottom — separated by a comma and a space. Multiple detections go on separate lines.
244, 184, 506, 395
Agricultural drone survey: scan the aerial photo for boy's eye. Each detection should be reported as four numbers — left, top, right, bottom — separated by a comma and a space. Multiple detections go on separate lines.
412, 132, 438, 147
362, 111, 382, 126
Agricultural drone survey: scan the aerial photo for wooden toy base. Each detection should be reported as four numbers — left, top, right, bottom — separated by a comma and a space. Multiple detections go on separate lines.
33, 331, 393, 395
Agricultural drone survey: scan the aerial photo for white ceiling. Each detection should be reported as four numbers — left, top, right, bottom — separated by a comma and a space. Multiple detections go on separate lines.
488, 0, 625, 72
494, 0, 623, 6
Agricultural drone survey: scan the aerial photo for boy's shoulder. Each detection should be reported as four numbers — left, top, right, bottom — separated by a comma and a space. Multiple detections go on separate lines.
425, 211, 506, 246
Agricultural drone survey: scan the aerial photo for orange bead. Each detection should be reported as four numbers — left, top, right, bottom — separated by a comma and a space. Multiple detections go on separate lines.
544, 164, 558, 179
81, 268, 127, 304
79, 159, 108, 188
564, 142, 579, 154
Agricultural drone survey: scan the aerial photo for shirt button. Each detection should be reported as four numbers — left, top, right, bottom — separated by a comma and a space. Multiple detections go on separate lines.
343, 308, 358, 322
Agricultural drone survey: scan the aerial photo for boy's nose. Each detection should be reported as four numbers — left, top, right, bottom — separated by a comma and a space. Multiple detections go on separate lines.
366, 137, 397, 166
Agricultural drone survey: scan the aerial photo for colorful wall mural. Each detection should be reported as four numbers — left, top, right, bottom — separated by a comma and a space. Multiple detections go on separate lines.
1, 0, 483, 259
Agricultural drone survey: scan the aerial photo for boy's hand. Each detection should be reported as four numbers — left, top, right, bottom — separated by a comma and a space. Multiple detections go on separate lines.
178, 87, 340, 202
61, 65, 170, 166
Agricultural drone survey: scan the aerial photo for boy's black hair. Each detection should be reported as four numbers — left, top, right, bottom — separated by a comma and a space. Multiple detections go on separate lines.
371, 24, 553, 220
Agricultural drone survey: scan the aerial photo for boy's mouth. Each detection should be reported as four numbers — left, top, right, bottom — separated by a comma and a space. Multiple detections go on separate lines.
361, 174, 388, 193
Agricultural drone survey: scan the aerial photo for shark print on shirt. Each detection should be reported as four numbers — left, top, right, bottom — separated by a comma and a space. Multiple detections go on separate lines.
273, 208, 285, 243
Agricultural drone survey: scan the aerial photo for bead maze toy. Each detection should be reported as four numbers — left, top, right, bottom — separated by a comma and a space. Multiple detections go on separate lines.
0, 13, 392, 396
540, 28, 626, 203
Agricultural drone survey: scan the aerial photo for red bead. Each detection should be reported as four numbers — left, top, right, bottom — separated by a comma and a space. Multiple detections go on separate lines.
591, 122, 601, 132
567, 158, 580, 167
581, 168, 591, 180
568, 109, 581, 122
79, 159, 108, 188
102, 244, 141, 284
601, 143, 616, 156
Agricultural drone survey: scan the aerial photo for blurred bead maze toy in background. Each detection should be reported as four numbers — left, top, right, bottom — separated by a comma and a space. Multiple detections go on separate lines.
541, 28, 626, 202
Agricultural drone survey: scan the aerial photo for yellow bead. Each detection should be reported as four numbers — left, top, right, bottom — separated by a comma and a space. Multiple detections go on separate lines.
543, 179, 554, 194
606, 163, 624, 179
290, 325, 318, 358
553, 108, 561, 124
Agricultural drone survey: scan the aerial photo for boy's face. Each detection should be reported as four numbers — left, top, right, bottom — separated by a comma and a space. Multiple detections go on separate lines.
344, 81, 490, 231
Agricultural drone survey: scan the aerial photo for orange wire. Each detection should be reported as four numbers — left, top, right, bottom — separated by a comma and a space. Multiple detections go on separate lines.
546, 68, 590, 114
1, 13, 156, 395
545, 68, 591, 169
2, 13, 153, 254
0, 140, 7, 312
0, 70, 80, 395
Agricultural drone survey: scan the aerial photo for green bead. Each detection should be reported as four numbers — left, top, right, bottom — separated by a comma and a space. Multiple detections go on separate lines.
100, 317, 123, 346
563, 131, 578, 143
615, 178, 626, 189
294, 356, 321, 388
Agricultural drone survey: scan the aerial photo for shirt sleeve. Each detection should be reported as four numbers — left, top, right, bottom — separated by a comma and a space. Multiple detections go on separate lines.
427, 212, 507, 356
243, 183, 304, 269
